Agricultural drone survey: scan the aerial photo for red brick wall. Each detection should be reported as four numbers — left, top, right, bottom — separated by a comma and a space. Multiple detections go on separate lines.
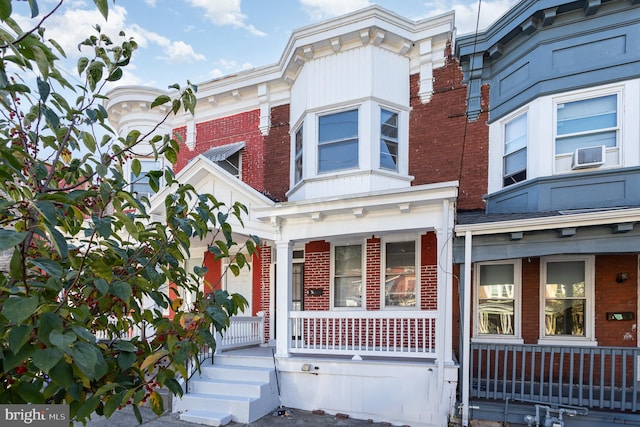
263, 104, 291, 202
455, 255, 639, 351
259, 244, 272, 343
304, 241, 331, 310
521, 257, 541, 344
173, 110, 266, 194
595, 254, 638, 346
365, 237, 381, 310
409, 57, 489, 211
421, 232, 438, 310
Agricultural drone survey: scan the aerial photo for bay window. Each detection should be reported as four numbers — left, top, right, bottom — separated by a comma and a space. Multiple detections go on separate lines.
131, 158, 163, 198
555, 93, 619, 171
503, 113, 527, 187
380, 109, 399, 171
294, 125, 303, 183
318, 109, 359, 173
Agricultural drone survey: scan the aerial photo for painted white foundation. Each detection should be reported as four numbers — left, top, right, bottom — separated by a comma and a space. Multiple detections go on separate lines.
276, 356, 458, 427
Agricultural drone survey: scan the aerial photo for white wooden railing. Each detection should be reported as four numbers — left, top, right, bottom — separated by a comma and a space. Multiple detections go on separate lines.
216, 314, 265, 352
289, 310, 437, 358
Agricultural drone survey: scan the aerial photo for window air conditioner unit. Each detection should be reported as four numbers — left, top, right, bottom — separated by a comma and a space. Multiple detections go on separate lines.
571, 145, 606, 170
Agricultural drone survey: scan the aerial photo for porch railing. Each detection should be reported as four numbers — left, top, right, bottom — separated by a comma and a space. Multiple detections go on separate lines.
216, 315, 265, 352
289, 310, 437, 358
470, 343, 640, 412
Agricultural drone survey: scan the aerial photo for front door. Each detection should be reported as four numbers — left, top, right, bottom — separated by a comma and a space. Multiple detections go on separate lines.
224, 262, 252, 315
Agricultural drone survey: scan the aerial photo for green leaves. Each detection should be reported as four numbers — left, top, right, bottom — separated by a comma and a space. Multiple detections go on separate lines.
0, 0, 11, 21
0, 230, 27, 250
2, 296, 38, 324
0, 1, 255, 423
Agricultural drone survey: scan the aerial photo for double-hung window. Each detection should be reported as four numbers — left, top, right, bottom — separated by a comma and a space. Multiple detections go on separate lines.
503, 113, 527, 187
380, 109, 399, 171
540, 256, 595, 344
474, 261, 521, 339
555, 94, 618, 170
384, 241, 416, 308
333, 245, 362, 308
318, 109, 358, 173
131, 159, 163, 199
294, 126, 303, 183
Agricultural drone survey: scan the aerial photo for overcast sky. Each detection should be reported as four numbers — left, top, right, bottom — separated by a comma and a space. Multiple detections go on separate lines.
12, 0, 517, 91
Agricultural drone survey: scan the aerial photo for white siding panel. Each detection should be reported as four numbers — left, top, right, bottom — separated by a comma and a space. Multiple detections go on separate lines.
306, 46, 373, 110
372, 48, 410, 107
290, 66, 308, 126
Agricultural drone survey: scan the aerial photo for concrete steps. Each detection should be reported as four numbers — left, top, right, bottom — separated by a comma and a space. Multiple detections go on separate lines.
175, 349, 279, 426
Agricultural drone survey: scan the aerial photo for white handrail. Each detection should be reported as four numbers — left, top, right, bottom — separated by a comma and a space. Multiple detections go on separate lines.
216, 314, 265, 351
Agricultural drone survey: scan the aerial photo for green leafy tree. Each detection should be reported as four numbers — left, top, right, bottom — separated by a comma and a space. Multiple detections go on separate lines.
0, 0, 259, 423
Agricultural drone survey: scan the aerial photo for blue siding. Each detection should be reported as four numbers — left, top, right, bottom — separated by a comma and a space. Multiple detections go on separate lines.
457, 0, 640, 122
486, 167, 640, 213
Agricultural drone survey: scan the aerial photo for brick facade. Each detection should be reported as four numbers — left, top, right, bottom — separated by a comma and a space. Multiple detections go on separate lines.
262, 104, 291, 202
365, 237, 381, 310
303, 241, 331, 311
259, 244, 272, 343
409, 56, 489, 211
459, 255, 639, 347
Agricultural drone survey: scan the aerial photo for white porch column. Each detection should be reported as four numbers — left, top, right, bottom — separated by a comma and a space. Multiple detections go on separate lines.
436, 199, 455, 366
461, 230, 473, 427
275, 240, 293, 357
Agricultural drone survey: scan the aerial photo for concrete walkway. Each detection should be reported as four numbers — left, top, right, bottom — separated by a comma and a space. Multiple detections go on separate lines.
80, 406, 397, 426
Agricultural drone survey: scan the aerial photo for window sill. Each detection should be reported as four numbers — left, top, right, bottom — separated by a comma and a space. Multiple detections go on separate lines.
472, 337, 524, 345
537, 337, 598, 347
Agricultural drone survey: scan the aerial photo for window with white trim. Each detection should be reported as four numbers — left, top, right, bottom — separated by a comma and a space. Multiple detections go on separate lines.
555, 93, 619, 172
318, 109, 358, 173
131, 158, 163, 199
540, 256, 595, 343
503, 113, 527, 187
380, 109, 398, 171
333, 244, 363, 308
383, 241, 416, 308
474, 260, 521, 339
294, 125, 303, 183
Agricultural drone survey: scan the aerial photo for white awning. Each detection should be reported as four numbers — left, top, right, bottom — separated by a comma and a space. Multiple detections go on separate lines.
201, 141, 245, 161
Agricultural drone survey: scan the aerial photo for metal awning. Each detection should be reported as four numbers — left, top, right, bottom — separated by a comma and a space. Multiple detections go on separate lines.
201, 141, 245, 162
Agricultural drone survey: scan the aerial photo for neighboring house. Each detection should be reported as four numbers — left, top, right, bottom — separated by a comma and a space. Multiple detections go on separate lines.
105, 6, 489, 427
455, 1, 640, 426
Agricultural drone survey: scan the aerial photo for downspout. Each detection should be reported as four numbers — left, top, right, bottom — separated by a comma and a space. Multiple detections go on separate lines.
461, 230, 473, 426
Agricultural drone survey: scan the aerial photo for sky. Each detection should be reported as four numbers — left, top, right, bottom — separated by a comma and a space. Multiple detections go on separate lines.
12, 0, 518, 92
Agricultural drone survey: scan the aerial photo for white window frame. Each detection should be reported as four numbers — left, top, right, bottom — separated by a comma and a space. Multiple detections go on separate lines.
331, 240, 365, 310
381, 237, 420, 310
472, 260, 523, 344
317, 108, 359, 174
553, 88, 622, 174
502, 111, 528, 188
130, 157, 164, 199
294, 124, 303, 184
380, 107, 399, 172
539, 255, 597, 346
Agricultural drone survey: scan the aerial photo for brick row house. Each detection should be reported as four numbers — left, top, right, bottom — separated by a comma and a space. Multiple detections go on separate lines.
105, 7, 489, 426
105, 1, 640, 426
455, 0, 640, 426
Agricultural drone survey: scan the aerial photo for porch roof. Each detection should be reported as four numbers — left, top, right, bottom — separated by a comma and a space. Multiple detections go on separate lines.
148, 155, 276, 238
455, 206, 640, 237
